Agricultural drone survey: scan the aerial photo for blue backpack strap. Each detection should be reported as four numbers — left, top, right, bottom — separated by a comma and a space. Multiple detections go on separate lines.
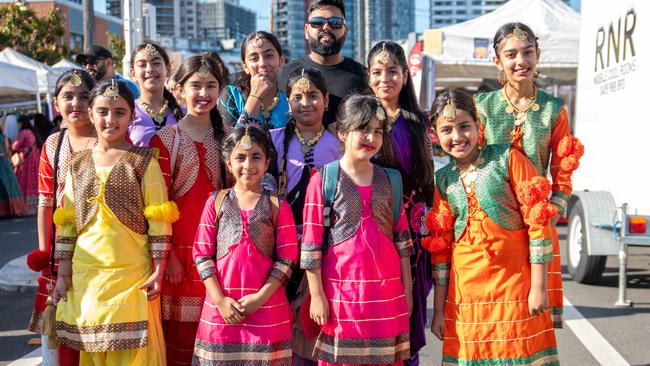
383, 167, 403, 226
321, 161, 340, 252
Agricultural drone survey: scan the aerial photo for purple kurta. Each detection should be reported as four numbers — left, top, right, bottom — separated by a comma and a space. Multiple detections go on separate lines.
129, 102, 180, 147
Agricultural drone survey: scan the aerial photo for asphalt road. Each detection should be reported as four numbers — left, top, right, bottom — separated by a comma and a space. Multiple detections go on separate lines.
0, 217, 649, 365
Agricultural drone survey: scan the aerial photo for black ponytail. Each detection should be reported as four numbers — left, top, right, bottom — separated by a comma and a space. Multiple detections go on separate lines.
278, 118, 297, 194
163, 88, 184, 122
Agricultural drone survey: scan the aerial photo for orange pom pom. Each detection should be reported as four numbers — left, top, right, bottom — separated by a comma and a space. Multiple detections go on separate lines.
422, 236, 450, 255
573, 138, 585, 158
516, 176, 552, 206
425, 211, 454, 235
561, 156, 580, 172
557, 136, 572, 158
530, 202, 559, 225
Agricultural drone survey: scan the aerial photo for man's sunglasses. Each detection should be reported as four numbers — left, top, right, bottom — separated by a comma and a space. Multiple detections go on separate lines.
308, 17, 346, 30
79, 57, 106, 67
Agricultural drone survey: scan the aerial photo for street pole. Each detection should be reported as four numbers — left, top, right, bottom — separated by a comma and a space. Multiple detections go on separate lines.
122, 0, 143, 80
83, 0, 95, 50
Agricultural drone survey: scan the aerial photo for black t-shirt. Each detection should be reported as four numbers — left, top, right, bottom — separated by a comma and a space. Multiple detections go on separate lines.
278, 56, 369, 127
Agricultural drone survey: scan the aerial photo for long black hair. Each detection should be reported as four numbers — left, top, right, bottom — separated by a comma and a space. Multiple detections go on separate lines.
174, 55, 226, 145
54, 69, 95, 97
273, 67, 328, 193
130, 41, 184, 122
367, 41, 435, 189
234, 31, 283, 97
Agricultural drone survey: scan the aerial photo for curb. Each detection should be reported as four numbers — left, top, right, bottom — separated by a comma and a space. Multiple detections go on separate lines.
0, 254, 39, 292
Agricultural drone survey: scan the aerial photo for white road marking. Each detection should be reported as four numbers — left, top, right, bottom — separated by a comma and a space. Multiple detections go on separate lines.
564, 296, 630, 366
7, 348, 41, 366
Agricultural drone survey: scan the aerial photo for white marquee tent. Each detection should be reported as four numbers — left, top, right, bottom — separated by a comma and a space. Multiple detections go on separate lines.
53, 58, 82, 71
423, 0, 580, 86
0, 61, 38, 96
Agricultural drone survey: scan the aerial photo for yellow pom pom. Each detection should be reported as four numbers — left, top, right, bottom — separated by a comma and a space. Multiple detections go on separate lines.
52, 208, 75, 227
144, 201, 180, 223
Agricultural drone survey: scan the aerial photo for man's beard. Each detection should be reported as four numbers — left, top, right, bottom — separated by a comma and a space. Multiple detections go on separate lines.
309, 31, 345, 56
94, 62, 109, 81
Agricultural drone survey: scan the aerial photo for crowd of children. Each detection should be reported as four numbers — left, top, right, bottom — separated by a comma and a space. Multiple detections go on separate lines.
24, 19, 582, 366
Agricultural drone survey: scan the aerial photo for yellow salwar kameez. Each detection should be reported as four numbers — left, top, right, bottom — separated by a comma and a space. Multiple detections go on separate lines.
54, 147, 173, 365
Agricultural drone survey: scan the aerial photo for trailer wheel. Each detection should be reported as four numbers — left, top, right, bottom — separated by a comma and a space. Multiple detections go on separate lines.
566, 200, 606, 284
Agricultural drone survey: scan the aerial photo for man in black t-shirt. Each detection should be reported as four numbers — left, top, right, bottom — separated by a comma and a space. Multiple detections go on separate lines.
278, 0, 369, 128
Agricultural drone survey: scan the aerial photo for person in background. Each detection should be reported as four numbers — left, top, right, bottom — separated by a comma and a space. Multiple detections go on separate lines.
12, 115, 41, 215
128, 42, 184, 146
32, 113, 54, 146
278, 0, 369, 129
218, 31, 289, 131
367, 40, 436, 366
75, 45, 141, 98
0, 121, 26, 217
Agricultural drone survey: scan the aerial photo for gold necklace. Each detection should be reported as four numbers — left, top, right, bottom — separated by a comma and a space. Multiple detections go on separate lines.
503, 86, 539, 126
295, 125, 325, 154
139, 99, 169, 124
260, 94, 279, 120
453, 152, 484, 193
389, 108, 401, 125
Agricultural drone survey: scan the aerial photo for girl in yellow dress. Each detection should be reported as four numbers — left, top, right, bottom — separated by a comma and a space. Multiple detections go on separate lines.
52, 79, 179, 365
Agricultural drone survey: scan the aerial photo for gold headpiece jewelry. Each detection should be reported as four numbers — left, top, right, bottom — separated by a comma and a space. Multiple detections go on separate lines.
376, 43, 391, 64
68, 71, 82, 87
253, 33, 265, 48
238, 125, 253, 150
442, 97, 457, 121
375, 104, 387, 121
295, 69, 311, 94
198, 57, 210, 79
144, 43, 159, 56
102, 79, 120, 100
512, 24, 528, 41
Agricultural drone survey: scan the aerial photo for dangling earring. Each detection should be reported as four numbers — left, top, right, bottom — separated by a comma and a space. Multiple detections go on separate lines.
497, 69, 506, 85
477, 122, 486, 151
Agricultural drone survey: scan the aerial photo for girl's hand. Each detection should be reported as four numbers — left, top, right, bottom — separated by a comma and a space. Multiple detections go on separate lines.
139, 270, 164, 300
528, 286, 549, 316
52, 275, 72, 305
164, 251, 184, 284
215, 297, 246, 324
310, 294, 329, 326
406, 290, 414, 318
431, 311, 445, 340
238, 293, 264, 316
249, 74, 275, 100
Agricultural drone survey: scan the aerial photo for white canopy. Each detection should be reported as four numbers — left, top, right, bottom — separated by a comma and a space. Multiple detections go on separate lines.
52, 58, 82, 71
423, 0, 580, 85
0, 61, 38, 96
0, 47, 60, 94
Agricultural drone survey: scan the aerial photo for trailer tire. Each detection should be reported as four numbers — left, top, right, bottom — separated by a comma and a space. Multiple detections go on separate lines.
566, 200, 606, 284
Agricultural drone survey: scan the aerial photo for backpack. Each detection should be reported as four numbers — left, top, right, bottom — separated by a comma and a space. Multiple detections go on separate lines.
321, 161, 403, 253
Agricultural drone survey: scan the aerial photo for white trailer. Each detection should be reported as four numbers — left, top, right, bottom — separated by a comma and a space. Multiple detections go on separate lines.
568, 0, 649, 306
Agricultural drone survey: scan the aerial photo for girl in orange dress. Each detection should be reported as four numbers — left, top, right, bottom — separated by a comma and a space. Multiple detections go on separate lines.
425, 90, 559, 365
476, 23, 583, 327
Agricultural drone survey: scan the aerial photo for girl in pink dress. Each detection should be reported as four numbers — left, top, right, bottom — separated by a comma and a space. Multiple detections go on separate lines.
192, 126, 298, 365
302, 94, 414, 365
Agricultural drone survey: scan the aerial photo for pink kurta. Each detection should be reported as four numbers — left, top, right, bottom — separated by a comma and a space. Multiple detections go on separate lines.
192, 191, 298, 366
301, 170, 413, 365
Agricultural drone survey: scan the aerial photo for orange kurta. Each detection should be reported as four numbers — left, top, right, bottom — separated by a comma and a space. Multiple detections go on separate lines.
429, 148, 559, 366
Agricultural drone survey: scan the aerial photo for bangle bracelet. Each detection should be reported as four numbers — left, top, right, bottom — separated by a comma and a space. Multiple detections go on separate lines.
249, 94, 261, 101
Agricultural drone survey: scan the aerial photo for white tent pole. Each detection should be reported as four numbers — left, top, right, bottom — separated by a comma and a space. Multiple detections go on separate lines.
46, 92, 53, 120
36, 92, 42, 113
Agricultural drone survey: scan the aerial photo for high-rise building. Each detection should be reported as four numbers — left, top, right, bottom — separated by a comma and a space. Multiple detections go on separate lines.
429, 0, 575, 28
146, 0, 198, 39
198, 0, 256, 41
106, 0, 122, 17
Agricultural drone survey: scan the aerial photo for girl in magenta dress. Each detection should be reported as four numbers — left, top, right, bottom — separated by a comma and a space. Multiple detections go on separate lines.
302, 94, 414, 365
128, 42, 183, 147
192, 126, 298, 365
12, 116, 40, 214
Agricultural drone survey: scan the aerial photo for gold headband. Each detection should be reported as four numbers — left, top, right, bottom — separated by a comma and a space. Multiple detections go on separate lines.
198, 57, 210, 79
102, 79, 120, 100
253, 33, 265, 48
376, 43, 391, 64
238, 125, 253, 150
512, 24, 528, 41
68, 71, 82, 87
442, 97, 457, 121
144, 43, 159, 56
375, 104, 387, 121
295, 69, 311, 94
